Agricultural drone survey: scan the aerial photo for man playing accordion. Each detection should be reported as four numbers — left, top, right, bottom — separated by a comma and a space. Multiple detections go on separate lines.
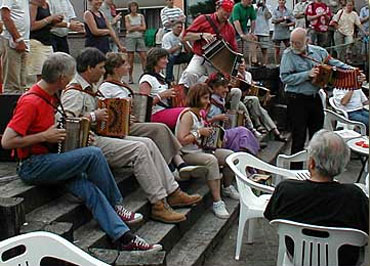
280, 27, 366, 169
179, 0, 238, 88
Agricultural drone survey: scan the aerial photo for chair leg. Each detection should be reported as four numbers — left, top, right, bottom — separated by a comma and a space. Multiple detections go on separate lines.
235, 207, 248, 260
247, 218, 255, 244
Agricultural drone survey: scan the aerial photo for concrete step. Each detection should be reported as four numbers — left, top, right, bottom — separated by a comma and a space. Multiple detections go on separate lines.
166, 197, 240, 266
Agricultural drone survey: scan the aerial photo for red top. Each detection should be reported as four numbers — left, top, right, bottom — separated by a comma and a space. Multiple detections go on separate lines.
306, 2, 332, 32
184, 13, 237, 56
7, 85, 57, 159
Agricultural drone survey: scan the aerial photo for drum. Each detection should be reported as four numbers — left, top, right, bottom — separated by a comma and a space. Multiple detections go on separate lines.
96, 98, 130, 137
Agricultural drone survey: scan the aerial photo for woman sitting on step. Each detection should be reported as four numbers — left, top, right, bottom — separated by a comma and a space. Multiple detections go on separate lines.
175, 83, 240, 220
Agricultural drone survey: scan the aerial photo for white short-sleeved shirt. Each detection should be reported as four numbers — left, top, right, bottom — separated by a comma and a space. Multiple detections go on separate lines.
162, 31, 182, 56
1, 0, 30, 45
99, 82, 132, 99
333, 88, 368, 112
139, 74, 169, 114
333, 10, 362, 36
48, 0, 77, 37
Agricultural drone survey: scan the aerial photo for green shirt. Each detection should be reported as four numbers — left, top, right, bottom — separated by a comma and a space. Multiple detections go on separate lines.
230, 3, 257, 33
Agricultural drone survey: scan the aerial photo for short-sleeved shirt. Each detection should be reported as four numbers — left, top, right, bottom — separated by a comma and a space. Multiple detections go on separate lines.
230, 3, 256, 34
162, 31, 182, 56
0, 0, 30, 45
255, 6, 271, 36
99, 81, 131, 99
160, 6, 185, 32
7, 85, 57, 159
184, 13, 237, 56
333, 88, 368, 112
272, 7, 294, 40
139, 74, 169, 114
293, 0, 310, 28
333, 9, 362, 36
49, 0, 77, 37
360, 6, 369, 33
306, 2, 332, 32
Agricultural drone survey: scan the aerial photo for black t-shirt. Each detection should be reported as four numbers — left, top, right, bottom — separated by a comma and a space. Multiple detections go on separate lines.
30, 5, 53, 46
264, 179, 369, 266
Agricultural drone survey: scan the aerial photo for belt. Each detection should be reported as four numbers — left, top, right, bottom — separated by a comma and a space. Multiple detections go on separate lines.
286, 92, 318, 99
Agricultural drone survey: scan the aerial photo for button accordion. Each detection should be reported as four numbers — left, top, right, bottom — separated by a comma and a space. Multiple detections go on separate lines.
58, 117, 90, 153
313, 65, 362, 90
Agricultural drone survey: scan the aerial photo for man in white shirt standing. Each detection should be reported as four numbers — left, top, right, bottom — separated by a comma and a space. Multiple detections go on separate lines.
161, 21, 192, 84
293, 0, 311, 29
254, 0, 272, 66
0, 0, 30, 92
160, 0, 186, 33
48, 0, 84, 53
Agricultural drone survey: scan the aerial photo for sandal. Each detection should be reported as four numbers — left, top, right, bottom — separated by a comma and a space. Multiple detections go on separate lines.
274, 134, 288, 143
256, 126, 267, 134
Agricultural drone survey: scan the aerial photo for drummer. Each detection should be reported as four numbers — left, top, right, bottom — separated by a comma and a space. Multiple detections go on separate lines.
178, 0, 238, 88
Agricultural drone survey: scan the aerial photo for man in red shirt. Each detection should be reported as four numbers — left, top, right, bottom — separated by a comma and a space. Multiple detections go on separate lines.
1, 52, 162, 252
305, 0, 332, 47
179, 0, 237, 87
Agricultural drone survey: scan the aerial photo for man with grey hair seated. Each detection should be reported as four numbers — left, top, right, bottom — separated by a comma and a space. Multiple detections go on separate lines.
264, 129, 369, 266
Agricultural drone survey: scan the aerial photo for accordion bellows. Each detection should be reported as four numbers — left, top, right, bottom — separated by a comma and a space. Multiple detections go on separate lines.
96, 98, 130, 137
312, 65, 362, 89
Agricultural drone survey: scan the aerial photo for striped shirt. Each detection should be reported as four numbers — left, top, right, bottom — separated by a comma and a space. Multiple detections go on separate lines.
160, 6, 184, 31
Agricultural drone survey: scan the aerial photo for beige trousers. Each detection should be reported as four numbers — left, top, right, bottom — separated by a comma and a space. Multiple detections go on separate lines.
182, 148, 234, 181
1, 38, 28, 92
244, 96, 276, 131
94, 135, 178, 203
129, 122, 181, 164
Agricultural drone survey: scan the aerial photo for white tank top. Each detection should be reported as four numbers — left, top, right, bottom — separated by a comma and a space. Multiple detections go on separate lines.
175, 109, 204, 153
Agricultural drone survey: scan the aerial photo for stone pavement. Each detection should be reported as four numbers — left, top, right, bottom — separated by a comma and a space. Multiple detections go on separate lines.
204, 158, 368, 266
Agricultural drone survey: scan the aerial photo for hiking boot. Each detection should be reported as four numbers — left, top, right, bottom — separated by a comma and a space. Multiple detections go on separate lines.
167, 188, 202, 207
115, 205, 143, 225
119, 235, 162, 251
179, 165, 208, 179
151, 199, 186, 223
213, 200, 230, 219
222, 185, 240, 200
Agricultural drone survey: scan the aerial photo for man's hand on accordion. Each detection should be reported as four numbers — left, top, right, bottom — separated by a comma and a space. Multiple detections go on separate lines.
88, 131, 95, 146
95, 108, 109, 122
42, 125, 66, 143
308, 66, 320, 79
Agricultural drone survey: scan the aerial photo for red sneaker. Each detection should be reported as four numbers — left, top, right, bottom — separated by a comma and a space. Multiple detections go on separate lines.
115, 205, 143, 225
120, 236, 163, 251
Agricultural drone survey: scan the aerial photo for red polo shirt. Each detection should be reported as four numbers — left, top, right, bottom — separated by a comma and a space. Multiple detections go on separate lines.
7, 85, 57, 159
184, 13, 237, 56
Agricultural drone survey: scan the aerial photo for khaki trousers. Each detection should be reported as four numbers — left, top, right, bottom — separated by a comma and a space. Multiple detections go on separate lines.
244, 96, 276, 131
1, 38, 28, 92
94, 135, 178, 204
129, 122, 181, 164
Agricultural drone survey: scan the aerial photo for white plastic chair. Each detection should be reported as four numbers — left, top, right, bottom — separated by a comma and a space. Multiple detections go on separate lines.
276, 150, 310, 185
271, 219, 368, 266
318, 89, 327, 109
226, 152, 298, 260
0, 231, 109, 266
324, 108, 366, 140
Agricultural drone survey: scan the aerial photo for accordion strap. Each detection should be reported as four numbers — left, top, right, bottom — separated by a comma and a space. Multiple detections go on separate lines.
65, 83, 104, 98
205, 15, 221, 39
299, 53, 331, 65
103, 80, 134, 97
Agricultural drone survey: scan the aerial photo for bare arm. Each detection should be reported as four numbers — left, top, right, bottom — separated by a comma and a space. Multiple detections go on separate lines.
1, 8, 21, 41
176, 112, 197, 146
1, 126, 66, 150
84, 11, 109, 36
233, 20, 244, 36
340, 90, 354, 105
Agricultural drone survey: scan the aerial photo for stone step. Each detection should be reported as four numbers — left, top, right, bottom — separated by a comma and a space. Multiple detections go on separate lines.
73, 178, 212, 253
259, 133, 292, 164
166, 197, 240, 266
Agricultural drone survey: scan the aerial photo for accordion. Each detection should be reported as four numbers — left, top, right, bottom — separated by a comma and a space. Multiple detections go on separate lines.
201, 126, 224, 150
312, 65, 362, 89
96, 98, 130, 137
171, 84, 187, 108
58, 117, 90, 153
203, 39, 243, 77
132, 93, 153, 123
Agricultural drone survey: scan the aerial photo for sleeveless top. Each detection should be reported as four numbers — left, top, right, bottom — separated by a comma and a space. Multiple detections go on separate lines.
30, 5, 52, 46
126, 14, 143, 38
175, 109, 203, 153
85, 10, 110, 54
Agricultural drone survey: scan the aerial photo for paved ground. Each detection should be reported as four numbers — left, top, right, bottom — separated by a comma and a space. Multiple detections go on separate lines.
204, 158, 367, 266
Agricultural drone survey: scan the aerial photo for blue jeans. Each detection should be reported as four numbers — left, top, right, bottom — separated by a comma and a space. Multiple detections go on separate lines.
17, 146, 129, 241
348, 109, 369, 129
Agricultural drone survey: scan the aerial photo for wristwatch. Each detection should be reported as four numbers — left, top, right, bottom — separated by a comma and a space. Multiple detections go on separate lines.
200, 33, 204, 40
191, 130, 200, 140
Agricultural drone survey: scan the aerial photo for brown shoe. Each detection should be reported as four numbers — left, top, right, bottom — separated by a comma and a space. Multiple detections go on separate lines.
151, 199, 186, 223
167, 189, 202, 208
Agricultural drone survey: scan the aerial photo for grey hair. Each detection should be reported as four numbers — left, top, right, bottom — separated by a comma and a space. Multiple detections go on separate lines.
41, 52, 76, 83
307, 129, 351, 178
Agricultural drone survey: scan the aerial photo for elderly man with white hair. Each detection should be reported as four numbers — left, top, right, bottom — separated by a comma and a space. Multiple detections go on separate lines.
264, 129, 369, 266
279, 27, 364, 169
